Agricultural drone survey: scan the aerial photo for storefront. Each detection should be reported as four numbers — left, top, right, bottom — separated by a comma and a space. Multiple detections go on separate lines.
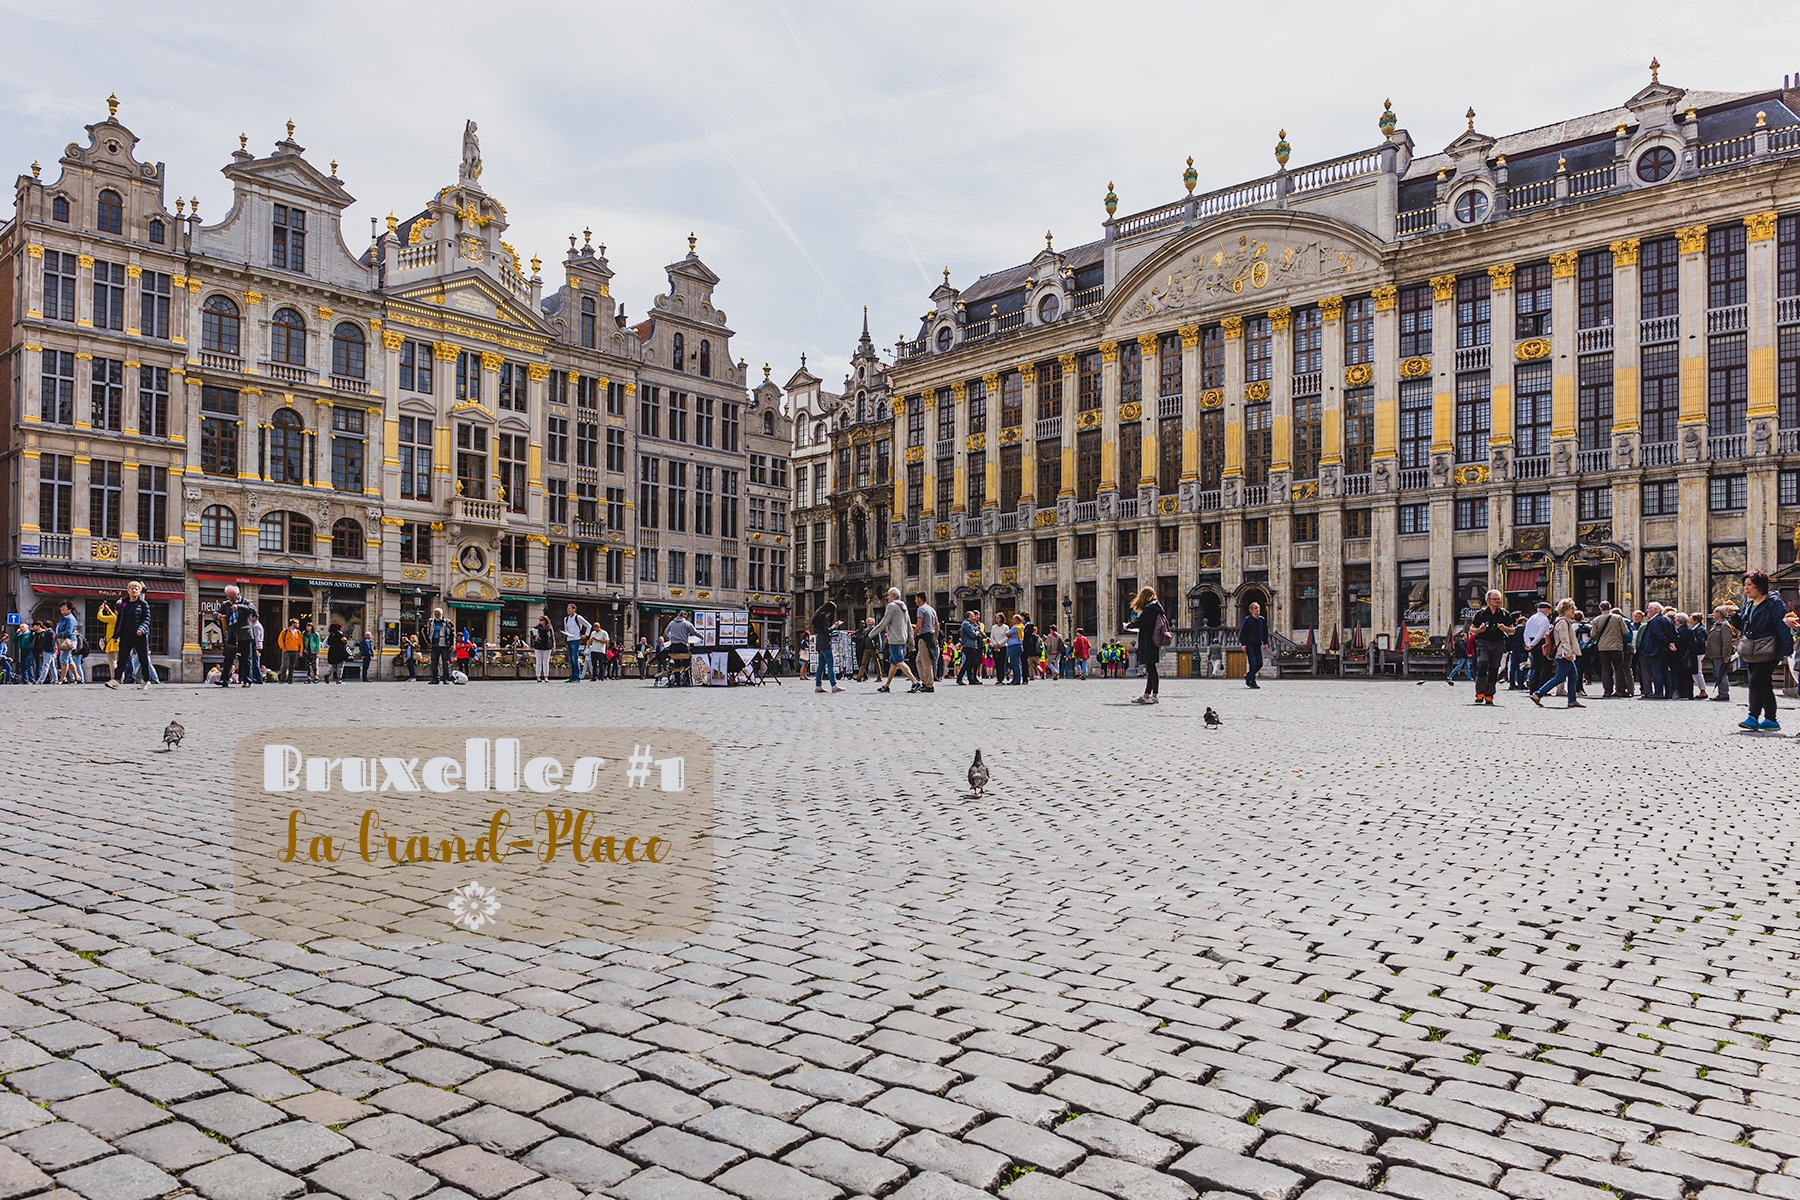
384, 583, 437, 649
450, 600, 499, 645
294, 575, 378, 650
195, 569, 289, 671
22, 569, 183, 677
750, 604, 788, 651
499, 595, 543, 646
254, 581, 315, 642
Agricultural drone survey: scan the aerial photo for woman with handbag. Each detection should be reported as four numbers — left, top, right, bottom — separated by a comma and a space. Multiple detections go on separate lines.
1126, 585, 1171, 705
1732, 571, 1792, 731
1530, 599, 1586, 709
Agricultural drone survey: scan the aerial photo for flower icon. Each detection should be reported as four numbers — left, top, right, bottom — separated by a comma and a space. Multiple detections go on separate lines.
447, 881, 501, 932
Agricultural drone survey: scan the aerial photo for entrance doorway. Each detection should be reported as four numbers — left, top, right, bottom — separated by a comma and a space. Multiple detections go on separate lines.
1195, 590, 1222, 629
1573, 564, 1614, 614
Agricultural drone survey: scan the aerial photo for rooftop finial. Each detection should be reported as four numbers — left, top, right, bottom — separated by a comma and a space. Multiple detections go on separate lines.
106, 93, 118, 119
329, 159, 338, 178
1649, 57, 1660, 84
29, 160, 39, 179
175, 197, 184, 215
583, 226, 592, 247
286, 118, 295, 139
687, 231, 697, 253
942, 266, 950, 285
1045, 229, 1054, 250
569, 233, 577, 252
1379, 99, 1397, 137
801, 352, 807, 369
531, 254, 541, 276
1183, 156, 1197, 195
1465, 106, 1476, 131
862, 304, 869, 337
189, 196, 198, 218
763, 363, 771, 381
1274, 129, 1291, 168
239, 132, 248, 151
1104, 181, 1117, 217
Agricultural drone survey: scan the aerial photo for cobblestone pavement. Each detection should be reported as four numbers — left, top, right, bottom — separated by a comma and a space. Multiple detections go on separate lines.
4, 676, 1800, 1200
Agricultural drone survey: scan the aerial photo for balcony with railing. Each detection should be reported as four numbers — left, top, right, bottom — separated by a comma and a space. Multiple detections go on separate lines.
1116, 498, 1139, 520
199, 351, 242, 373
997, 511, 1024, 533
331, 374, 371, 395
1782, 428, 1800, 455
935, 438, 956, 459
38, 534, 72, 559
1072, 286, 1104, 311
1342, 473, 1371, 497
1291, 372, 1322, 398
1514, 455, 1551, 480
1641, 441, 1678, 467
1780, 296, 1800, 327
1395, 207, 1437, 235
1709, 433, 1747, 461
1397, 468, 1429, 491
1242, 483, 1269, 506
396, 242, 440, 270
136, 541, 168, 567
452, 496, 506, 525
1035, 417, 1062, 440
1454, 345, 1491, 372
897, 337, 929, 361
1509, 177, 1556, 211
260, 361, 315, 385
1640, 314, 1680, 345
1074, 501, 1097, 523
1707, 304, 1748, 335
1158, 394, 1182, 419
1568, 164, 1616, 196
1698, 132, 1755, 168
1197, 489, 1222, 511
1576, 449, 1613, 474
1576, 324, 1614, 354
573, 520, 607, 540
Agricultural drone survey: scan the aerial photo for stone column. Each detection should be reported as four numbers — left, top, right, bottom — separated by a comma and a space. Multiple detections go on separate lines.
920, 390, 936, 528
1489, 263, 1518, 455
1746, 212, 1780, 572
1676, 225, 1710, 437
1136, 334, 1158, 493
980, 372, 1000, 512
527, 363, 550, 516
1269, 308, 1293, 477
1319, 298, 1344, 471
432, 343, 457, 487
1178, 326, 1201, 599
1221, 318, 1244, 481
1610, 240, 1642, 440
23, 244, 45, 319
891, 395, 908, 519
1099, 343, 1120, 493
1019, 364, 1036, 506
951, 382, 968, 514
1429, 275, 1457, 462
1371, 286, 1399, 465
1057, 354, 1077, 498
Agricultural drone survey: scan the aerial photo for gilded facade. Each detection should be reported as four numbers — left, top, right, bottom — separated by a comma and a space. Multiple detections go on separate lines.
875, 68, 1800, 645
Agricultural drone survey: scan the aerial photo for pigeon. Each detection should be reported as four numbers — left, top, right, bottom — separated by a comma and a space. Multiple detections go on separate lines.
1203, 707, 1221, 729
163, 717, 184, 750
967, 749, 989, 798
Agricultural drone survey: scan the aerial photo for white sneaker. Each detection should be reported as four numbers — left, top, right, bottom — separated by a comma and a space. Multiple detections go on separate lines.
105, 679, 119, 689
815, 686, 826, 693
831, 685, 845, 693
141, 680, 153, 690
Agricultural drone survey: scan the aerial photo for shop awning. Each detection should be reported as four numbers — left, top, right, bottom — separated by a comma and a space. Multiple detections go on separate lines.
25, 570, 184, 598
293, 575, 377, 591
750, 606, 787, 616
501, 595, 545, 604
195, 570, 287, 587
449, 600, 502, 611
384, 583, 438, 596
1504, 568, 1544, 593
639, 602, 702, 614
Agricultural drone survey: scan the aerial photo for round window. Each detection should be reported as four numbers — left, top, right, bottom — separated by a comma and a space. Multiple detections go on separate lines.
1454, 190, 1489, 225
1636, 146, 1676, 183
935, 326, 953, 351
1037, 293, 1060, 323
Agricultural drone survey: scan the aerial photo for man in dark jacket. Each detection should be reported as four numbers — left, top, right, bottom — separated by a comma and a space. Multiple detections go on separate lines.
425, 607, 456, 684
108, 580, 158, 689
1588, 601, 1627, 698
1639, 602, 1679, 699
958, 611, 983, 686
1240, 602, 1269, 689
215, 585, 257, 688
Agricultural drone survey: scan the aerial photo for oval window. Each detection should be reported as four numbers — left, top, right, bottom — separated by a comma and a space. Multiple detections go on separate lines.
1454, 190, 1489, 225
935, 326, 953, 351
1636, 146, 1676, 183
1037, 293, 1060, 323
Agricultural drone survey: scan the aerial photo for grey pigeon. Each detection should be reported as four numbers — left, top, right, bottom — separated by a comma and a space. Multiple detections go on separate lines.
163, 717, 184, 750
967, 749, 989, 798
1203, 707, 1221, 729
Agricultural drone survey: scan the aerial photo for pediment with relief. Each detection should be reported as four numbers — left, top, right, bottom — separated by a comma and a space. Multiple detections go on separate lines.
1116, 225, 1381, 325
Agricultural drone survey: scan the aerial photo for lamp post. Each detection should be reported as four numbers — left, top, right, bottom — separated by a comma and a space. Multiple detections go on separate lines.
1186, 584, 1206, 678
1061, 594, 1073, 639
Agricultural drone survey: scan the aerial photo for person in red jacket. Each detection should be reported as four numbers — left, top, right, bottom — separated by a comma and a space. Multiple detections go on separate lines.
1071, 629, 1091, 679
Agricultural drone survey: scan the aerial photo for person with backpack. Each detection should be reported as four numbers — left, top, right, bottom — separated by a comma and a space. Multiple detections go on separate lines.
1020, 619, 1039, 687
1239, 601, 1269, 689
1445, 620, 1472, 684
1530, 599, 1587, 709
325, 623, 350, 683
530, 614, 556, 682
1126, 585, 1171, 704
302, 619, 323, 683
1072, 629, 1091, 679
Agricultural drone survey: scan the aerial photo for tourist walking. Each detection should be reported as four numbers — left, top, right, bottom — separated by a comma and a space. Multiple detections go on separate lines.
1239, 602, 1268, 688
1072, 629, 1091, 679
105, 581, 158, 690
1706, 607, 1736, 701
1638, 602, 1678, 699
873, 588, 919, 693
561, 604, 591, 682
913, 593, 938, 693
277, 619, 302, 682
214, 587, 257, 687
811, 599, 843, 692
1522, 601, 1553, 693
325, 623, 349, 683
1467, 590, 1514, 706
402, 636, 419, 681
1445, 621, 1472, 684
1127, 585, 1170, 704
1731, 571, 1790, 731
957, 610, 982, 686
1531, 599, 1586, 709
1589, 601, 1627, 697
359, 630, 375, 681
248, 615, 265, 684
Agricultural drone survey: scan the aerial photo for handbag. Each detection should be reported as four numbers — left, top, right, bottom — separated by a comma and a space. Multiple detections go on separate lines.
1739, 600, 1780, 663
1153, 612, 1174, 648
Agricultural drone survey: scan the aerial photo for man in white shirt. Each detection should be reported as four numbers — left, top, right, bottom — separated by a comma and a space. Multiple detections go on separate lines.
1521, 600, 1553, 693
589, 624, 611, 681
562, 604, 591, 682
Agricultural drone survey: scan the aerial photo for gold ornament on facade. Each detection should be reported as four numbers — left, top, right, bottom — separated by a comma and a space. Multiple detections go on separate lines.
382, 330, 405, 351
1746, 211, 1779, 242
1158, 496, 1179, 514
1057, 352, 1078, 372
891, 396, 905, 415
1244, 381, 1271, 402
1099, 341, 1119, 363
952, 381, 968, 400
905, 446, 924, 463
1199, 388, 1224, 408
966, 433, 986, 451
1135, 334, 1157, 354
77, 254, 95, 269
243, 290, 262, 306
1000, 568, 1018, 585
1549, 251, 1579, 278
1610, 238, 1640, 266
1268, 306, 1293, 331
1221, 316, 1244, 339
1318, 296, 1344, 322
966, 571, 982, 587
1399, 356, 1432, 378
479, 351, 503, 371
1076, 410, 1103, 430
936, 523, 952, 540
1372, 285, 1397, 312
1454, 464, 1491, 485
1291, 482, 1318, 502
998, 426, 1023, 445
408, 216, 436, 245
1034, 510, 1057, 528
1178, 325, 1201, 348
91, 540, 120, 562
1119, 402, 1142, 421
1515, 338, 1551, 362
527, 363, 550, 381
1019, 364, 1036, 386
1487, 263, 1515, 290
1343, 363, 1373, 387
980, 372, 1000, 391
1676, 224, 1708, 255
1429, 274, 1457, 302
432, 341, 459, 361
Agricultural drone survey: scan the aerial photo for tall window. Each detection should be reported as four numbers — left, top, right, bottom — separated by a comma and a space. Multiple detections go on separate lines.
1708, 225, 1748, 310
1037, 361, 1063, 422
546, 415, 568, 464
498, 434, 527, 511
331, 323, 365, 379
1076, 430, 1100, 502
90, 358, 124, 431
1578, 356, 1613, 451
668, 460, 688, 532
967, 380, 986, 434
577, 480, 597, 525
495, 363, 523, 412
97, 189, 123, 234
1514, 363, 1552, 457
1078, 351, 1102, 411
1641, 237, 1680, 319
721, 401, 740, 450
695, 394, 714, 446
1781, 326, 1800, 430
966, 450, 987, 511
400, 522, 431, 563
89, 460, 123, 539
270, 408, 306, 484
1038, 431, 1061, 501
1000, 445, 1022, 510
1642, 346, 1680, 444
202, 295, 241, 354
907, 461, 925, 519
148, 219, 164, 245
1243, 317, 1272, 382
609, 486, 628, 531
200, 504, 237, 549
40, 351, 74, 424
722, 470, 739, 538
1119, 339, 1143, 405
1001, 370, 1023, 428
672, 331, 685, 372
271, 308, 306, 366
1578, 249, 1613, 329
1292, 307, 1323, 375
272, 204, 306, 272
908, 401, 925, 447
639, 384, 660, 438
1398, 284, 1433, 357
43, 251, 76, 322
639, 456, 659, 528
1709, 336, 1748, 436
1243, 401, 1271, 485
1119, 422, 1141, 491
201, 387, 239, 477
699, 339, 711, 377
93, 261, 126, 330
1782, 214, 1800, 297
575, 419, 599, 469
1291, 397, 1321, 480
139, 271, 171, 339
454, 423, 488, 499
39, 455, 73, 534
1454, 374, 1490, 463
1398, 379, 1432, 469
1515, 262, 1553, 338
330, 408, 365, 493
398, 417, 431, 499
1159, 332, 1182, 396
51, 195, 68, 223
455, 351, 479, 401
138, 366, 169, 438
1199, 405, 1224, 488
546, 477, 567, 524
331, 518, 364, 559
1343, 387, 1374, 474
580, 297, 596, 347
669, 391, 689, 442
1456, 275, 1490, 347
606, 426, 625, 472
608, 380, 627, 415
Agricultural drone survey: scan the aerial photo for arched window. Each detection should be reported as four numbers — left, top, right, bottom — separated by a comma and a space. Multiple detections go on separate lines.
580, 297, 596, 348
672, 332, 685, 372
794, 421, 807, 447
269, 407, 305, 484
857, 392, 867, 422
271, 308, 306, 366
331, 517, 364, 559
260, 510, 314, 555
51, 196, 69, 223
200, 504, 238, 549
148, 219, 165, 245
331, 323, 366, 379
202, 296, 241, 355
97, 189, 122, 234
815, 421, 826, 443
763, 411, 775, 435
699, 339, 711, 378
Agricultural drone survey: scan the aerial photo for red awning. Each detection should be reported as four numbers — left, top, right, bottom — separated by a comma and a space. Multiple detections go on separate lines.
194, 571, 288, 587
1504, 568, 1544, 593
25, 571, 183, 598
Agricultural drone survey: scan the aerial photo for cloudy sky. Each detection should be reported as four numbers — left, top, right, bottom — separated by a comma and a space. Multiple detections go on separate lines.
2, 0, 1792, 395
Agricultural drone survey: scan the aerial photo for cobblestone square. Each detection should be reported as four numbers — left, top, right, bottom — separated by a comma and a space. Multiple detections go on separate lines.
3, 676, 1799, 1200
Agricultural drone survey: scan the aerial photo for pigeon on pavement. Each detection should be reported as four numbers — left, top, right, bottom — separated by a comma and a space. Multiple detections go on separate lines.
967, 749, 989, 798
1203, 707, 1221, 728
163, 717, 184, 750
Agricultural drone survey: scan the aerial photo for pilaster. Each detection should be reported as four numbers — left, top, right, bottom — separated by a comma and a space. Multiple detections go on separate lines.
1057, 354, 1077, 497
1319, 298, 1344, 467
1676, 224, 1709, 430
1269, 308, 1292, 473
1221, 319, 1244, 478
1136, 334, 1157, 489
1019, 363, 1037, 505
1371, 286, 1399, 461
1178, 327, 1201, 481
1429, 274, 1457, 455
1489, 262, 1518, 450
1099, 343, 1120, 491
951, 381, 968, 513
1611, 239, 1641, 435
1747, 211, 1779, 423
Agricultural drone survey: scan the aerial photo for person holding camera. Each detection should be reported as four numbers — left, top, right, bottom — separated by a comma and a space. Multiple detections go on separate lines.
1466, 590, 1515, 706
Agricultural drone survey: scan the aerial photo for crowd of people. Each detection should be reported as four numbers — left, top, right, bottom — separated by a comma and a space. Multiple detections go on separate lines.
1450, 569, 1794, 729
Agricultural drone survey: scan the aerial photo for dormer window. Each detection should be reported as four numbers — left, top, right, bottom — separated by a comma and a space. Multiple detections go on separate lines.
1453, 190, 1489, 225
97, 189, 123, 234
51, 196, 69, 223
272, 204, 306, 272
580, 297, 596, 348
699, 339, 711, 378
1636, 146, 1676, 183
673, 332, 685, 372
148, 219, 165, 245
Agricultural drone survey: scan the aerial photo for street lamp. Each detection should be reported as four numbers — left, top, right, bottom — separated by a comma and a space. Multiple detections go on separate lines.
1061, 594, 1072, 637
1186, 584, 1206, 678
